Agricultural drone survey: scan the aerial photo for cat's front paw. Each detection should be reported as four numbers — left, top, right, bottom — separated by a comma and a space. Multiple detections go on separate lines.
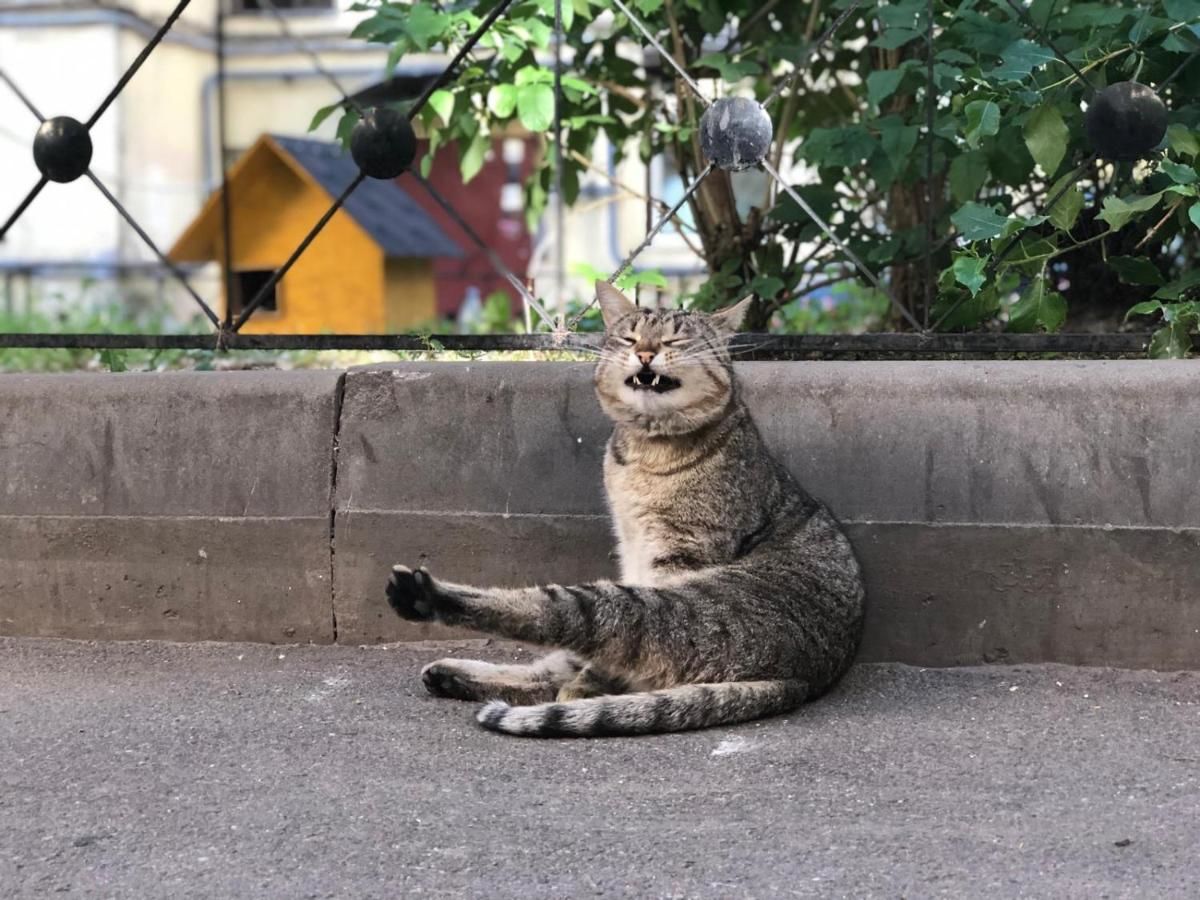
386, 565, 439, 622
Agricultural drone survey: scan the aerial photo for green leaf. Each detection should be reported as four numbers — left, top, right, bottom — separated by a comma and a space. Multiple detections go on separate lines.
934, 284, 1000, 329
1108, 256, 1165, 286
873, 28, 921, 50
1009, 277, 1067, 333
694, 52, 760, 82
1148, 320, 1193, 358
548, 0, 576, 31
514, 65, 552, 86
386, 40, 408, 76
487, 84, 517, 118
1098, 192, 1164, 231
1154, 270, 1200, 300
560, 75, 598, 97
949, 152, 988, 203
1161, 158, 1198, 185
615, 269, 668, 290
964, 100, 1000, 149
951, 202, 1010, 242
1023, 104, 1069, 177
994, 234, 1057, 275
1129, 8, 1159, 43
459, 131, 489, 183
309, 103, 340, 132
571, 261, 608, 283
867, 69, 906, 108
404, 5, 450, 51
1163, 302, 1200, 325
335, 110, 357, 150
1165, 0, 1200, 18
877, 117, 919, 175
100, 349, 127, 373
937, 49, 975, 65
987, 127, 1036, 187
877, 1, 924, 29
748, 275, 785, 298
991, 40, 1057, 82
427, 89, 454, 125
1047, 175, 1085, 232
516, 83, 555, 132
1168, 124, 1200, 158
1189, 202, 1200, 230
1125, 300, 1163, 320
802, 126, 876, 168
952, 253, 989, 296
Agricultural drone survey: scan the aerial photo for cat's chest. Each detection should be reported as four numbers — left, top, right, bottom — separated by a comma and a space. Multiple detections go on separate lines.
607, 490, 667, 585
604, 455, 677, 586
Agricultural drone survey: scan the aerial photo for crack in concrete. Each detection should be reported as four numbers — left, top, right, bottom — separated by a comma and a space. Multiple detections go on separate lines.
328, 372, 347, 643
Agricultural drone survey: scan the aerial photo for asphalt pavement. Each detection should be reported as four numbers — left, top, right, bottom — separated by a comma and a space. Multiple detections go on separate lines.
1, 637, 1198, 899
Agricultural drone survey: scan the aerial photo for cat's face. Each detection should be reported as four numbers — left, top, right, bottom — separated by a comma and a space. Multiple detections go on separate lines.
591, 281, 750, 435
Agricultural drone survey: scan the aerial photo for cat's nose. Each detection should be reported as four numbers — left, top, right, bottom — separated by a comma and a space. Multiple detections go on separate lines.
636, 351, 656, 367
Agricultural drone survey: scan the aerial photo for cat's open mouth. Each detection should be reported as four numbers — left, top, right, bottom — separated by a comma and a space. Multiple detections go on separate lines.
626, 370, 681, 394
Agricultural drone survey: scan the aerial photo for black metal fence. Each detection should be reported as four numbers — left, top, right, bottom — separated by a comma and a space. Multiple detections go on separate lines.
0, 0, 1189, 357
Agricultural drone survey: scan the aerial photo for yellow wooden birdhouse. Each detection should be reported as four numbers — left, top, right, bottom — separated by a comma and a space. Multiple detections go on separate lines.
169, 134, 462, 333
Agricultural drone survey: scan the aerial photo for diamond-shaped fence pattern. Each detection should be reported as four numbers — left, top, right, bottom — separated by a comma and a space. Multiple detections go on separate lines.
0, 0, 1192, 356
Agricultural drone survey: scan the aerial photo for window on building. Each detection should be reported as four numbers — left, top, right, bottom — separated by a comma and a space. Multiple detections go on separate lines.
229, 270, 278, 315
232, 0, 335, 14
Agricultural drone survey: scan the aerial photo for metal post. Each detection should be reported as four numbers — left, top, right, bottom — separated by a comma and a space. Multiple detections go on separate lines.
216, 0, 235, 328
553, 0, 565, 329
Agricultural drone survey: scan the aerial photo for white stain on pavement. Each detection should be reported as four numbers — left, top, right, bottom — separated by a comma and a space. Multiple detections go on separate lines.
711, 736, 756, 756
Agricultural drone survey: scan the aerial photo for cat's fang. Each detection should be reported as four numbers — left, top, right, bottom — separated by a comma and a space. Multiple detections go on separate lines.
624, 371, 681, 393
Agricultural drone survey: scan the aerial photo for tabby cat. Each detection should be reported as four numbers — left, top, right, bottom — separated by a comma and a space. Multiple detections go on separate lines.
386, 280, 865, 737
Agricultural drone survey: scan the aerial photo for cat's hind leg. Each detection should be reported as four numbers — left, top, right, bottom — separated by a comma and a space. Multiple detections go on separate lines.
421, 650, 583, 705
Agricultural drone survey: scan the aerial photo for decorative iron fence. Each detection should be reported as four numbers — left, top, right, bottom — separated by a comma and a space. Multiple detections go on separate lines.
0, 0, 1195, 357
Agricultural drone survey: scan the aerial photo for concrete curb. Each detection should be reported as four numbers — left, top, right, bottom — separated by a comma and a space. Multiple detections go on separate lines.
3, 361, 1198, 667
1, 371, 342, 643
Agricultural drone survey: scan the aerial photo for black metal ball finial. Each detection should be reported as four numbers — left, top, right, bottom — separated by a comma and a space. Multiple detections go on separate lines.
1084, 82, 1168, 161
32, 116, 93, 183
699, 97, 774, 171
350, 107, 418, 179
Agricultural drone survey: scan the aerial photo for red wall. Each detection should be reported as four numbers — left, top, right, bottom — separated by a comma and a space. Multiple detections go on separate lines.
397, 138, 536, 319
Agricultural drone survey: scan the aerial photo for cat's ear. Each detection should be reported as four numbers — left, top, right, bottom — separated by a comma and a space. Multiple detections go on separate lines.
595, 280, 637, 329
709, 295, 754, 336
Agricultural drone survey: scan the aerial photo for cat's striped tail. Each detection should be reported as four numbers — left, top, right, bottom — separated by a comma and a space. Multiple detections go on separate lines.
475, 679, 808, 738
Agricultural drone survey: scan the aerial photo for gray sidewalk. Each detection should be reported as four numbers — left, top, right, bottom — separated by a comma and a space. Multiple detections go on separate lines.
1, 637, 1197, 898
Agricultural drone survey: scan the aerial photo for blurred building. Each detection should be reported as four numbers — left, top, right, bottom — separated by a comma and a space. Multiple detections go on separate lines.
0, 0, 706, 330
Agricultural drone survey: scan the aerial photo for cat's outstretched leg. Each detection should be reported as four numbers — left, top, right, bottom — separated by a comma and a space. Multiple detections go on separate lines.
386, 564, 663, 655
421, 651, 583, 704
388, 566, 624, 652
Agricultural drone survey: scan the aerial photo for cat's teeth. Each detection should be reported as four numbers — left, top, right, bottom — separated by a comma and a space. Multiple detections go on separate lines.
652, 375, 661, 386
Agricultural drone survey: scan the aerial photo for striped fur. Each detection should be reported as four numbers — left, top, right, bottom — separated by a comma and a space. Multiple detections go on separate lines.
386, 282, 866, 738
477, 680, 808, 737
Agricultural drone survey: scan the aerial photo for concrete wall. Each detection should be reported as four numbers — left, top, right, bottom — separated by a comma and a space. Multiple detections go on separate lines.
0, 371, 341, 643
3, 362, 1198, 669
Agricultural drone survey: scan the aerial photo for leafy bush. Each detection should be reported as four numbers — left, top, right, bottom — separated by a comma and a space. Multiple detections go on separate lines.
339, 0, 1200, 352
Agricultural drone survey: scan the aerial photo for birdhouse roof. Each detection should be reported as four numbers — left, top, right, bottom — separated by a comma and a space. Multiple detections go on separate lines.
271, 135, 463, 259
169, 134, 463, 262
